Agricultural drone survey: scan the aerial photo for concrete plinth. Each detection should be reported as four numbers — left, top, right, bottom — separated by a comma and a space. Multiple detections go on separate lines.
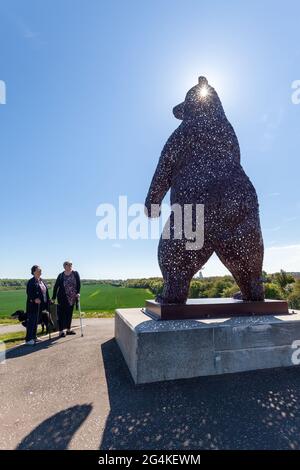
115, 308, 300, 384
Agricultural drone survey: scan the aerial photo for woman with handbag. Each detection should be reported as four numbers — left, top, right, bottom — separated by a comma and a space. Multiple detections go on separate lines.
52, 261, 81, 338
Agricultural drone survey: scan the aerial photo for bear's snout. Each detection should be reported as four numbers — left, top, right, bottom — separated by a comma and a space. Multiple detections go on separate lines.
173, 102, 185, 120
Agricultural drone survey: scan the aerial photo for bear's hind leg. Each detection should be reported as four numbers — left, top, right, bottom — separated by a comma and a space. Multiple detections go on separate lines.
215, 221, 264, 301
157, 237, 214, 304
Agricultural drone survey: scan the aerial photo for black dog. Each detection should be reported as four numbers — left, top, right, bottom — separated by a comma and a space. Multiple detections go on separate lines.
11, 310, 53, 335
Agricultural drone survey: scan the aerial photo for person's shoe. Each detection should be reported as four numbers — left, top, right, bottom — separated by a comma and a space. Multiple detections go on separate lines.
59, 332, 66, 338
66, 330, 76, 335
25, 340, 35, 346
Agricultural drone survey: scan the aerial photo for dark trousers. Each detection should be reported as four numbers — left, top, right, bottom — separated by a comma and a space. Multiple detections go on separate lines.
26, 301, 47, 342
57, 303, 74, 331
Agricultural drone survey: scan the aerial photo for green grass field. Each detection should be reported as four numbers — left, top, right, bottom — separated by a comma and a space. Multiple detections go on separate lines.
0, 283, 154, 319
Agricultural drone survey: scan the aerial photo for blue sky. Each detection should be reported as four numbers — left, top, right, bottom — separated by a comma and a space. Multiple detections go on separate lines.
0, 0, 300, 279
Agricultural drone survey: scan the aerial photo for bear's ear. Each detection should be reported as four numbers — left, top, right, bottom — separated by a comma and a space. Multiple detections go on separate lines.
173, 102, 185, 120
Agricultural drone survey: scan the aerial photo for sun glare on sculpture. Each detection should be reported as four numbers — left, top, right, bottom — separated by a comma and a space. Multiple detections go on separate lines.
199, 85, 209, 99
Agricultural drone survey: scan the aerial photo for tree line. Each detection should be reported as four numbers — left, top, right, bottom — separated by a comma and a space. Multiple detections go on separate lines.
123, 270, 300, 309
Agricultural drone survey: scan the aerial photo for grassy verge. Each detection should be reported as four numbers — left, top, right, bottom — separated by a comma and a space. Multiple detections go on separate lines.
0, 328, 44, 349
0, 318, 19, 325
73, 311, 115, 318
0, 312, 115, 324
0, 311, 115, 323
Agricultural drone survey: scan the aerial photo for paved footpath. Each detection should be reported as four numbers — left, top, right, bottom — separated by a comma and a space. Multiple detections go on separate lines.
1, 318, 300, 450
0, 323, 27, 334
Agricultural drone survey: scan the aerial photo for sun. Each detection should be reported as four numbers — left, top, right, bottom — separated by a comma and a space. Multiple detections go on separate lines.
198, 85, 209, 98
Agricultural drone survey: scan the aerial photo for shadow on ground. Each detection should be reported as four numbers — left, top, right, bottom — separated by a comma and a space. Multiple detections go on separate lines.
100, 339, 300, 450
16, 404, 92, 450
6, 335, 78, 359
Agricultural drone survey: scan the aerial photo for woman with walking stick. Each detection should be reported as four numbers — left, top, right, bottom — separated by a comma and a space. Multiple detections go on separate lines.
52, 261, 81, 338
25, 265, 50, 346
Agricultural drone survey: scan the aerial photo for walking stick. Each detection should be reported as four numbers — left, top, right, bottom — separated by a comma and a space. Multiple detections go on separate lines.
78, 299, 84, 337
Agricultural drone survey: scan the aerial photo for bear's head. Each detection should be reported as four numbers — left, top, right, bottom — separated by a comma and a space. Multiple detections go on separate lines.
173, 76, 225, 121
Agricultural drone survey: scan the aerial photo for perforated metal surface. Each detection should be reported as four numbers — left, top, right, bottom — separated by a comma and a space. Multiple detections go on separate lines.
145, 77, 264, 305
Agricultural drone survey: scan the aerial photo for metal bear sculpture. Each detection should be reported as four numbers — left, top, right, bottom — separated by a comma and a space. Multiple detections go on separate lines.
145, 76, 264, 304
